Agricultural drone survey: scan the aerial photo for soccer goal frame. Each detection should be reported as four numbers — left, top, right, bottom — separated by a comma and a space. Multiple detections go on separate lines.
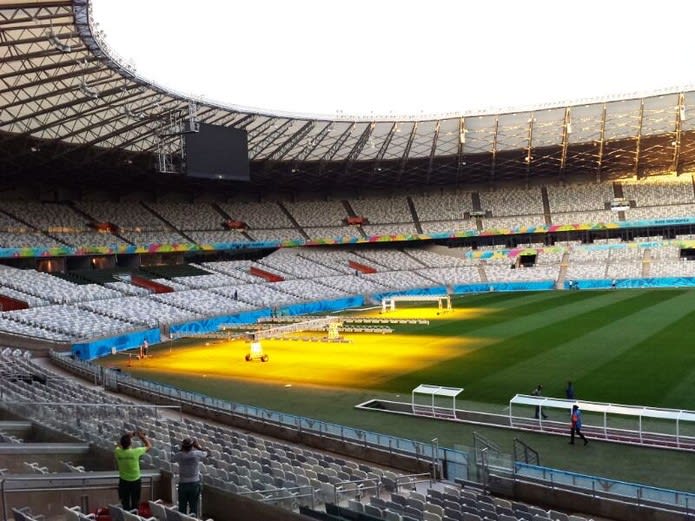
382, 295, 452, 312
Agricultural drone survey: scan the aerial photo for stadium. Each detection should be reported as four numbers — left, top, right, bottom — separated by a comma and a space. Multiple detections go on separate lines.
2, 1, 695, 521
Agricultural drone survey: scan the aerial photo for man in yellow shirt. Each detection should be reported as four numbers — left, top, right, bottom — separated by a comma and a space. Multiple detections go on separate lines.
114, 430, 152, 511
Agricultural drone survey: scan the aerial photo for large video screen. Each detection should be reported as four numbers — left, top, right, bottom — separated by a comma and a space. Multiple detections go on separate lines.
184, 123, 250, 181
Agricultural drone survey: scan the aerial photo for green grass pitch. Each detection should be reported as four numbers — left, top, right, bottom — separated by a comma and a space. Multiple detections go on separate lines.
116, 288, 695, 492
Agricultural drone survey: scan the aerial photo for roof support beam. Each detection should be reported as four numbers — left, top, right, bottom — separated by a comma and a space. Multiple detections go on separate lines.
455, 118, 465, 184
633, 99, 644, 178
343, 122, 374, 177
559, 107, 571, 178
426, 120, 440, 184
525, 114, 534, 185
370, 122, 397, 181
397, 122, 417, 183
596, 104, 607, 182
673, 93, 685, 174
250, 119, 294, 158
490, 116, 499, 187
266, 120, 315, 161
295, 121, 333, 162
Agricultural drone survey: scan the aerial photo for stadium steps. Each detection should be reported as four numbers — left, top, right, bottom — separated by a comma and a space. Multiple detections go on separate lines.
275, 201, 310, 240
478, 265, 488, 282
555, 252, 569, 289
210, 202, 256, 241
406, 196, 423, 234
400, 249, 429, 268
642, 248, 652, 277
296, 252, 344, 276
350, 251, 388, 270
541, 187, 552, 225
66, 202, 130, 244
341, 200, 368, 239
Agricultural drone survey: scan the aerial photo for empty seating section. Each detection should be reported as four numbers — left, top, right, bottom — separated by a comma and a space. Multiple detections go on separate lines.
304, 226, 358, 240
405, 249, 472, 268
479, 188, 544, 217
417, 267, 481, 285
0, 178, 689, 249
119, 230, 190, 246
411, 191, 474, 222
75, 201, 166, 230
324, 482, 595, 521
420, 220, 476, 234
247, 228, 302, 241
313, 275, 390, 294
151, 290, 252, 317
172, 273, 241, 289
352, 250, 424, 271
349, 196, 412, 224
622, 176, 695, 206
186, 230, 249, 244
5, 305, 135, 340
485, 264, 559, 282
0, 232, 64, 248
256, 250, 344, 278
228, 283, 302, 308
547, 183, 613, 213
197, 260, 260, 282
54, 231, 130, 247
481, 214, 545, 230
0, 202, 103, 248
284, 200, 347, 226
79, 296, 200, 328
147, 202, 224, 231
363, 271, 433, 290
0, 267, 119, 304
0, 315, 73, 341
1, 202, 87, 230
362, 223, 418, 236
271, 279, 349, 300
623, 204, 695, 221
220, 201, 293, 228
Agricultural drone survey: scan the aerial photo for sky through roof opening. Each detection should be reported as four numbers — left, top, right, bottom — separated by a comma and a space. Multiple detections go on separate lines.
91, 0, 695, 118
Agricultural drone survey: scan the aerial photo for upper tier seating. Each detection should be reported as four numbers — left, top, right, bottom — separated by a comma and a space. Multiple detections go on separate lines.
479, 188, 544, 217
411, 191, 474, 222
547, 182, 614, 213
74, 201, 167, 230
349, 196, 412, 224
219, 201, 293, 228
147, 202, 225, 231
283, 200, 347, 227
622, 175, 695, 206
0, 202, 87, 230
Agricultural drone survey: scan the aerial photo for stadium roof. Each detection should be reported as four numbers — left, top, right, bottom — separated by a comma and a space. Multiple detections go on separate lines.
3, 0, 695, 192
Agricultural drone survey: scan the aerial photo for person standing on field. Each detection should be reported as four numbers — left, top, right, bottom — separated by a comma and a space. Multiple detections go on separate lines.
532, 384, 548, 419
569, 404, 588, 446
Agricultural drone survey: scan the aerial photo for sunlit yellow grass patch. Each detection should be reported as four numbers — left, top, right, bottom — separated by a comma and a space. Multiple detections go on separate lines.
108, 331, 482, 390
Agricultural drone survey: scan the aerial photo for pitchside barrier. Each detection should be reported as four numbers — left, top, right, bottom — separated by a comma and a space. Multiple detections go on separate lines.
382, 295, 452, 312
510, 394, 695, 449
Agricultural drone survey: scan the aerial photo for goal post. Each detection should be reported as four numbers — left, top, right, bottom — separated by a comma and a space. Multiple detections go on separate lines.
382, 294, 452, 312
